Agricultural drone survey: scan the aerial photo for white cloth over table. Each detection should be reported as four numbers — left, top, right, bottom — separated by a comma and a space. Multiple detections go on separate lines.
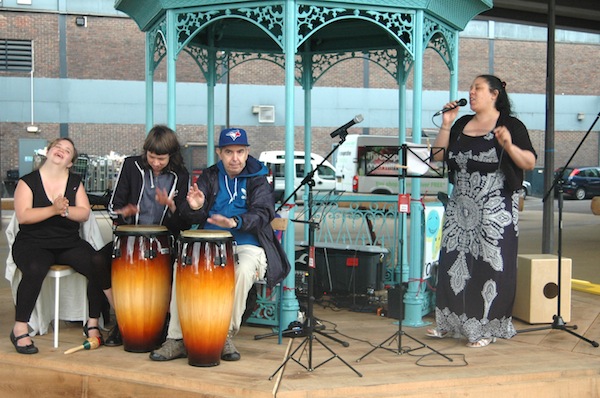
4, 211, 106, 336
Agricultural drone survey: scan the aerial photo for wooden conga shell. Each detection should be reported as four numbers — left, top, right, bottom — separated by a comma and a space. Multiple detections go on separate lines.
112, 225, 172, 353
177, 230, 235, 367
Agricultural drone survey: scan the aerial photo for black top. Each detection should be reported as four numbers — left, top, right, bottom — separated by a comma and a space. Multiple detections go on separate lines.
448, 113, 537, 192
16, 170, 82, 248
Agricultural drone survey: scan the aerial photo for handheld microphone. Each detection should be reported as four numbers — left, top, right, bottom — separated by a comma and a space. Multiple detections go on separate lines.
433, 99, 467, 117
330, 114, 364, 138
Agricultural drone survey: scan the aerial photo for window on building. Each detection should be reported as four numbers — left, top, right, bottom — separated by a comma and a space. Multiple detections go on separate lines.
0, 39, 33, 72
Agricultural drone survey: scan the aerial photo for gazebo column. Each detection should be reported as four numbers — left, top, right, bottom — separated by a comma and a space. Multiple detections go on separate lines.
404, 10, 427, 327
280, 0, 300, 331
166, 10, 177, 129
145, 31, 154, 132
205, 45, 217, 166
302, 50, 313, 242
397, 51, 408, 286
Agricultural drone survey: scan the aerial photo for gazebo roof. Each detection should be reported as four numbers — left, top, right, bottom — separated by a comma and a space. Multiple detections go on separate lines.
115, 1, 493, 44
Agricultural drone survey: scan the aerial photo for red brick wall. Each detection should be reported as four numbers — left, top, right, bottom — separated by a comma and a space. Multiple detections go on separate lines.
1, 11, 598, 185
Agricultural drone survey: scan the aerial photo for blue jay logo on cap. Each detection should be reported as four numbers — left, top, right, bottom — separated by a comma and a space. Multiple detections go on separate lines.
226, 129, 242, 141
219, 128, 249, 147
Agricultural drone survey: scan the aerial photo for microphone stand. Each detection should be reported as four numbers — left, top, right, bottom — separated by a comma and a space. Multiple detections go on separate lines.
517, 111, 599, 348
269, 131, 362, 378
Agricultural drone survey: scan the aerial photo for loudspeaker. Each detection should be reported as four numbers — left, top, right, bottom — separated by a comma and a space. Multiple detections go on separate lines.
386, 285, 403, 320
513, 254, 571, 324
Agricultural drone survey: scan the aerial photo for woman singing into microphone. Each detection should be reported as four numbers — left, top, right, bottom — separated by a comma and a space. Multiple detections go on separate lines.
428, 75, 537, 348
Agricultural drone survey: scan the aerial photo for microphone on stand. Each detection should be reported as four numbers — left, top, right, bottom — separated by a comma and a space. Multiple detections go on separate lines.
330, 115, 364, 138
433, 98, 467, 117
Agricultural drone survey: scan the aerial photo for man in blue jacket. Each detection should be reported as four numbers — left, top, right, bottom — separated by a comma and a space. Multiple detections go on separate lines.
150, 127, 290, 363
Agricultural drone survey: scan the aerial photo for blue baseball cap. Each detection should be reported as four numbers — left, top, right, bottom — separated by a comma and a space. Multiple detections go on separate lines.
218, 128, 250, 147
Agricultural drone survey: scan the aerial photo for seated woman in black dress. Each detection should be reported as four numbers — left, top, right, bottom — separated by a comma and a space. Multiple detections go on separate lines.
10, 137, 105, 354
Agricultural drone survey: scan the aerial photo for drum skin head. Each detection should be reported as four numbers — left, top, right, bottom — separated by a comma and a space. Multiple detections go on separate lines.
115, 225, 169, 235
181, 229, 233, 239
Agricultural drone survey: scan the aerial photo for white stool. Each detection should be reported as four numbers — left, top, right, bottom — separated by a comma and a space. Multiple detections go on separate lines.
47, 265, 88, 348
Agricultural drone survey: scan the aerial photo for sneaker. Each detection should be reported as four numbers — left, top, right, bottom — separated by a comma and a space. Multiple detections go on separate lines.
149, 339, 187, 361
221, 336, 240, 361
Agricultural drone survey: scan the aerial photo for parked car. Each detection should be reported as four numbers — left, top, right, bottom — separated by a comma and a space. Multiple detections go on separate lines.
259, 151, 336, 203
521, 180, 531, 198
554, 166, 600, 200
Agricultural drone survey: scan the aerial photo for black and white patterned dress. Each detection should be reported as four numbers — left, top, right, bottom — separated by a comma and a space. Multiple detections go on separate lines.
434, 130, 519, 343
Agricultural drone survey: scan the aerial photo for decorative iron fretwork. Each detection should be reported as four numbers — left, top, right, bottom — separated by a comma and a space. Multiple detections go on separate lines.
297, 4, 414, 56
174, 5, 285, 56
149, 20, 167, 72
423, 17, 456, 71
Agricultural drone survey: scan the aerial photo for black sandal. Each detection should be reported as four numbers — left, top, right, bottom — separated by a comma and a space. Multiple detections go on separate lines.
83, 323, 105, 345
10, 330, 39, 355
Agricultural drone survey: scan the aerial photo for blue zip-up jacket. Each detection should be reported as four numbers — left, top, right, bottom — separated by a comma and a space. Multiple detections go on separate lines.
181, 155, 291, 287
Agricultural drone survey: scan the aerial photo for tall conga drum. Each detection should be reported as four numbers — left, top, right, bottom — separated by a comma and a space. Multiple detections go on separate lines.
177, 230, 235, 367
112, 225, 173, 352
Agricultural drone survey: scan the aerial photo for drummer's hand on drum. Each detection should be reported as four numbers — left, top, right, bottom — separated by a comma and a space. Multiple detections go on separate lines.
155, 187, 177, 213
115, 203, 139, 218
207, 214, 237, 229
187, 185, 205, 211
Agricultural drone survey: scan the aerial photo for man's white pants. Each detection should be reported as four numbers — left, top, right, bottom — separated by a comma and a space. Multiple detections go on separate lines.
166, 244, 268, 339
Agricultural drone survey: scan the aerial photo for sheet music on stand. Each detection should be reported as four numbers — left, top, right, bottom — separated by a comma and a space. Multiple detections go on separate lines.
364, 143, 446, 180
293, 189, 344, 225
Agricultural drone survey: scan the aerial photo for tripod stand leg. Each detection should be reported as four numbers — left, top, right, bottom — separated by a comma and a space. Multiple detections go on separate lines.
312, 335, 363, 377
401, 332, 454, 362
518, 315, 599, 347
356, 332, 400, 362
315, 329, 349, 347
268, 337, 310, 380
559, 327, 599, 347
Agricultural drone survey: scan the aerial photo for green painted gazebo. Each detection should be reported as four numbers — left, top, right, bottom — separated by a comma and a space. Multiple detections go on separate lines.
114, 0, 492, 331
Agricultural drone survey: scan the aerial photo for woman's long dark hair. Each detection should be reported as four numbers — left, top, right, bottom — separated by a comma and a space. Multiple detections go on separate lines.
140, 125, 186, 173
478, 74, 513, 117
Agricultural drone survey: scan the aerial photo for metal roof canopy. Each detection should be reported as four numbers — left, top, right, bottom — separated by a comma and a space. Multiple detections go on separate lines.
480, 0, 600, 34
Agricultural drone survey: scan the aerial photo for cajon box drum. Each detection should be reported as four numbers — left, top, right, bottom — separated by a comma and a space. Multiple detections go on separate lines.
513, 254, 571, 324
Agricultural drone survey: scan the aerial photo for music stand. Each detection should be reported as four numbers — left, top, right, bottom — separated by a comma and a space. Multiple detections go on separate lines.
517, 111, 599, 348
269, 132, 362, 379
357, 143, 453, 362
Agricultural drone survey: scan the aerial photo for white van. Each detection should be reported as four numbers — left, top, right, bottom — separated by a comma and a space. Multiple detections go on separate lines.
335, 134, 448, 196
259, 151, 337, 202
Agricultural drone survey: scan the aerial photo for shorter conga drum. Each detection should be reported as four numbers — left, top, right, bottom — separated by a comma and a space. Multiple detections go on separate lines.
177, 230, 235, 367
112, 225, 173, 352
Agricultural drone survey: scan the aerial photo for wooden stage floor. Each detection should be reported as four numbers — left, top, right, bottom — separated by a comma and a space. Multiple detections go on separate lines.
0, 287, 598, 398
1, 206, 599, 397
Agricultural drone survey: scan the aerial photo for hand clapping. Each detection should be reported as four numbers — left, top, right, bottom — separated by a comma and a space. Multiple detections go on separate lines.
186, 184, 205, 210
53, 195, 69, 217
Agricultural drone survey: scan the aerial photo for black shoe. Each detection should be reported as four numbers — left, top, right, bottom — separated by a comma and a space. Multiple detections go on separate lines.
83, 322, 105, 345
105, 324, 122, 347
10, 330, 38, 355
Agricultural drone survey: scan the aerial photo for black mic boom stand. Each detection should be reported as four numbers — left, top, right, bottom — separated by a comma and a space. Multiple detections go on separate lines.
269, 132, 362, 378
517, 111, 599, 348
